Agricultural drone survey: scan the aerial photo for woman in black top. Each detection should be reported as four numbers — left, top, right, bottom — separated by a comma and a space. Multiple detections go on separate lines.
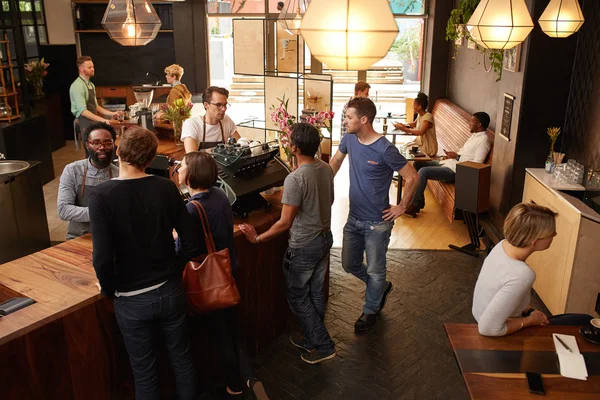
89, 127, 200, 399
177, 151, 268, 400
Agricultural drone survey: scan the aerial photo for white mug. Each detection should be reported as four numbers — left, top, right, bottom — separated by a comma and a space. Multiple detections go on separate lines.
591, 318, 600, 329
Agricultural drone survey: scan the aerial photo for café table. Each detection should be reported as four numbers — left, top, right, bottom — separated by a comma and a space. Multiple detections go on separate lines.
392, 138, 437, 204
444, 323, 600, 399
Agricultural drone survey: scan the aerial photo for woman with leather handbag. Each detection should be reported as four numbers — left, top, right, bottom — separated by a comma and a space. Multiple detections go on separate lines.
177, 151, 269, 400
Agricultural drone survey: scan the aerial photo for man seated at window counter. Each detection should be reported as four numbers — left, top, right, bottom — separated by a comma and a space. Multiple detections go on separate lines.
57, 122, 119, 240
181, 86, 240, 152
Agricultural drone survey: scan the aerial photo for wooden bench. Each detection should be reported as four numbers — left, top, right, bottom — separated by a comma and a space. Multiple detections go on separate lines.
429, 99, 495, 222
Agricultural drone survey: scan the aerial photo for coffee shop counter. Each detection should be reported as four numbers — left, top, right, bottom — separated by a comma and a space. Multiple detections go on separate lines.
0, 193, 292, 399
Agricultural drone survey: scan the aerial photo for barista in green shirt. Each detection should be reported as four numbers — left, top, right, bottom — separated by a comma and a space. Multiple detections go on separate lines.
69, 56, 122, 154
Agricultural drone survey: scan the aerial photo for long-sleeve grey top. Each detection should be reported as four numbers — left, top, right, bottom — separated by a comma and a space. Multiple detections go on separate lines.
472, 240, 536, 337
57, 159, 118, 240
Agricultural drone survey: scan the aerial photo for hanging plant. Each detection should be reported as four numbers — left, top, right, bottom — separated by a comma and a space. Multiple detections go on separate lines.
446, 0, 504, 82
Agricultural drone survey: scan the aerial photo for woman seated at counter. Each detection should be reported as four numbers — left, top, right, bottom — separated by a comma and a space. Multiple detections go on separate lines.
472, 203, 592, 337
393, 92, 438, 157
165, 64, 192, 106
176, 152, 269, 400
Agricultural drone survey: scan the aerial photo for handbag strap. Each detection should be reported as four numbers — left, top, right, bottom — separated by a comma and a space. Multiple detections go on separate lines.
190, 200, 217, 254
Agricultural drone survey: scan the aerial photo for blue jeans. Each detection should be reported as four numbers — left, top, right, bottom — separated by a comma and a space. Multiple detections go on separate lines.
114, 278, 198, 400
283, 231, 335, 353
411, 161, 455, 209
342, 216, 394, 315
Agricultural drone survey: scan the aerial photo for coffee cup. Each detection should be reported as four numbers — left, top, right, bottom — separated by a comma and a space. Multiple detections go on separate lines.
591, 318, 600, 329
412, 146, 419, 153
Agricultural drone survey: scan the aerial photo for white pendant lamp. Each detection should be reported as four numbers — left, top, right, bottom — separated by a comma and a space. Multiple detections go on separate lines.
278, 0, 309, 36
466, 0, 534, 50
539, 0, 585, 38
102, 0, 162, 46
299, 0, 398, 70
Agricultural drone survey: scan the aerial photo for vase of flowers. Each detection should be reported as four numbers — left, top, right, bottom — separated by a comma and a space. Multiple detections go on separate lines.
160, 98, 193, 145
24, 58, 49, 99
270, 95, 334, 169
545, 126, 561, 174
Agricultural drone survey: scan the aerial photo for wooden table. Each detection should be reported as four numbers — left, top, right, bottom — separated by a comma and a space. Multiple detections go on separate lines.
445, 323, 600, 399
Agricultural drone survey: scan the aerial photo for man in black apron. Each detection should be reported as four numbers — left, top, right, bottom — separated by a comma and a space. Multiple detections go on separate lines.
69, 56, 122, 156
181, 86, 240, 153
57, 122, 119, 240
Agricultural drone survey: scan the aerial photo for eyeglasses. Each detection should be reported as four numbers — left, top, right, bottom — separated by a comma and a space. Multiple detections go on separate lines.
87, 139, 114, 149
210, 102, 231, 110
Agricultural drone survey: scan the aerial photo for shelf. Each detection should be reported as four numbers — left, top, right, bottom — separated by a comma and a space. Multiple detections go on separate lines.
0, 92, 18, 97
0, 114, 21, 122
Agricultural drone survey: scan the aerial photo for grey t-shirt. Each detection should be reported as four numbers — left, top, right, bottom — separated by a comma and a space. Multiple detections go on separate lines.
472, 240, 536, 336
282, 159, 334, 248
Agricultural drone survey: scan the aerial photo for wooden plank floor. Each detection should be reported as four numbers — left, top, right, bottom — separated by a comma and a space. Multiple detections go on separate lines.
45, 141, 471, 248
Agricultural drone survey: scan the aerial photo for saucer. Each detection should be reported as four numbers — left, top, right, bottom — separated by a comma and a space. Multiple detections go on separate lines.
579, 326, 600, 345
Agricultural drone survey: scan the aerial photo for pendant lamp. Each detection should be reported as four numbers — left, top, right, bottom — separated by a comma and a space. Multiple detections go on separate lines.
278, 0, 309, 36
466, 0, 534, 50
539, 0, 585, 38
299, 0, 398, 70
102, 0, 162, 46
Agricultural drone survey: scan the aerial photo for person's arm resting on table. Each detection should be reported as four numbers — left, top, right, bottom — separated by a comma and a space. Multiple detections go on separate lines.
477, 276, 548, 337
394, 120, 430, 136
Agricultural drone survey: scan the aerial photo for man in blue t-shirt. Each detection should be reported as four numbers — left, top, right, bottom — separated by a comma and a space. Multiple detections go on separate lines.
330, 97, 419, 332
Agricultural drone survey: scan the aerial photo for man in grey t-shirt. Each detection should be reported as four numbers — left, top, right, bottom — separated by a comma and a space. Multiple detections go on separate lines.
240, 123, 336, 365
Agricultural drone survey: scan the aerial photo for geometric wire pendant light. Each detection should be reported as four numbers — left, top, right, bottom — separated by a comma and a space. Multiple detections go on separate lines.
102, 0, 162, 46
300, 0, 398, 70
466, 0, 534, 50
538, 0, 585, 38
278, 0, 309, 36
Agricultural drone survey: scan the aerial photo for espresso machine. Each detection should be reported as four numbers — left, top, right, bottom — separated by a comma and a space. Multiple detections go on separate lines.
134, 89, 154, 131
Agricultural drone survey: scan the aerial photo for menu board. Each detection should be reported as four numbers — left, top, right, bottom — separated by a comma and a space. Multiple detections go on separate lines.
500, 93, 515, 141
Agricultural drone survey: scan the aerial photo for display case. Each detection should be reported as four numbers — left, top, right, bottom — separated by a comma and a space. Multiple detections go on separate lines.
0, 35, 20, 122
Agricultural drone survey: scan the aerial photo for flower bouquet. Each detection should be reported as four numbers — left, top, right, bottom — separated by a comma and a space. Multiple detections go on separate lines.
160, 98, 193, 145
270, 95, 334, 168
24, 58, 49, 98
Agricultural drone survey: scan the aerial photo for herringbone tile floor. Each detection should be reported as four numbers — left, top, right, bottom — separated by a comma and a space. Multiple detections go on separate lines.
246, 248, 547, 400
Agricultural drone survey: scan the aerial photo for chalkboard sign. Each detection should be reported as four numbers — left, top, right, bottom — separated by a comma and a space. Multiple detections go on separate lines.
500, 93, 515, 141
79, 33, 175, 86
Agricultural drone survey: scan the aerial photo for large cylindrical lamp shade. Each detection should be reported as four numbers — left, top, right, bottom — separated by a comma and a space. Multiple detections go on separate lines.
539, 0, 585, 38
299, 0, 398, 70
466, 0, 534, 50
102, 0, 162, 46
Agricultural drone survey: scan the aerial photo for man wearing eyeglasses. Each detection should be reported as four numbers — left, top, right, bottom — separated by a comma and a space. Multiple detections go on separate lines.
57, 122, 119, 240
181, 86, 240, 153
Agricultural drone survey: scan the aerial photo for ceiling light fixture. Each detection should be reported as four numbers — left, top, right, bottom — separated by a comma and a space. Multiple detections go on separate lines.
102, 0, 162, 46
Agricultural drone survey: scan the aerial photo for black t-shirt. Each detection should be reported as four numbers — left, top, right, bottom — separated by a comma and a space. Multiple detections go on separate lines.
89, 175, 200, 296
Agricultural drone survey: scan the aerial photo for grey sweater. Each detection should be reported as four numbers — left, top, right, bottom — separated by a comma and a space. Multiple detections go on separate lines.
472, 240, 536, 336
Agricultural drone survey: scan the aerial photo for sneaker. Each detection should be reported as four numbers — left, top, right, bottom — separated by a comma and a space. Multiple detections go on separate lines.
300, 348, 337, 365
354, 312, 377, 332
289, 333, 313, 353
247, 378, 269, 400
377, 281, 393, 314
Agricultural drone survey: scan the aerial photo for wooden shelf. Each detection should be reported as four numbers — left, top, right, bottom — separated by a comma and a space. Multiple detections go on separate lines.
0, 92, 18, 97
0, 114, 21, 122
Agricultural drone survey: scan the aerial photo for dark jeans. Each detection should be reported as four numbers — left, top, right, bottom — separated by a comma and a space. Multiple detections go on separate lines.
114, 278, 198, 400
411, 161, 455, 209
283, 231, 335, 353
197, 305, 253, 393
548, 313, 593, 326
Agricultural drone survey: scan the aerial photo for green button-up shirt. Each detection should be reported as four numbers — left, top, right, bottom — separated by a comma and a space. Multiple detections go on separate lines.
69, 75, 98, 118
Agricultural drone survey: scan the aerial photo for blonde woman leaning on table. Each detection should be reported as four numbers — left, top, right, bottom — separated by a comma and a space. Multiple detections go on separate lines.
472, 203, 593, 337
393, 92, 438, 157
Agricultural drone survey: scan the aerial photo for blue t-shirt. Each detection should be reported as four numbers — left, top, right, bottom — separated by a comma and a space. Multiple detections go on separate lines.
339, 134, 407, 221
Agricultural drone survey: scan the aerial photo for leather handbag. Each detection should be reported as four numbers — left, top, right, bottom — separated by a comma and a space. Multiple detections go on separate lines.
182, 200, 240, 314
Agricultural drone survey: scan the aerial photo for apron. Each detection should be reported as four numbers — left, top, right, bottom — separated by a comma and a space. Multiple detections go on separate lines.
77, 77, 98, 155
66, 161, 114, 240
200, 116, 226, 150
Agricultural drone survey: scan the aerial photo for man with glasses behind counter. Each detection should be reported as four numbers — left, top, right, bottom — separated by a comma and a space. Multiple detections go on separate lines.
58, 122, 119, 240
181, 86, 240, 153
